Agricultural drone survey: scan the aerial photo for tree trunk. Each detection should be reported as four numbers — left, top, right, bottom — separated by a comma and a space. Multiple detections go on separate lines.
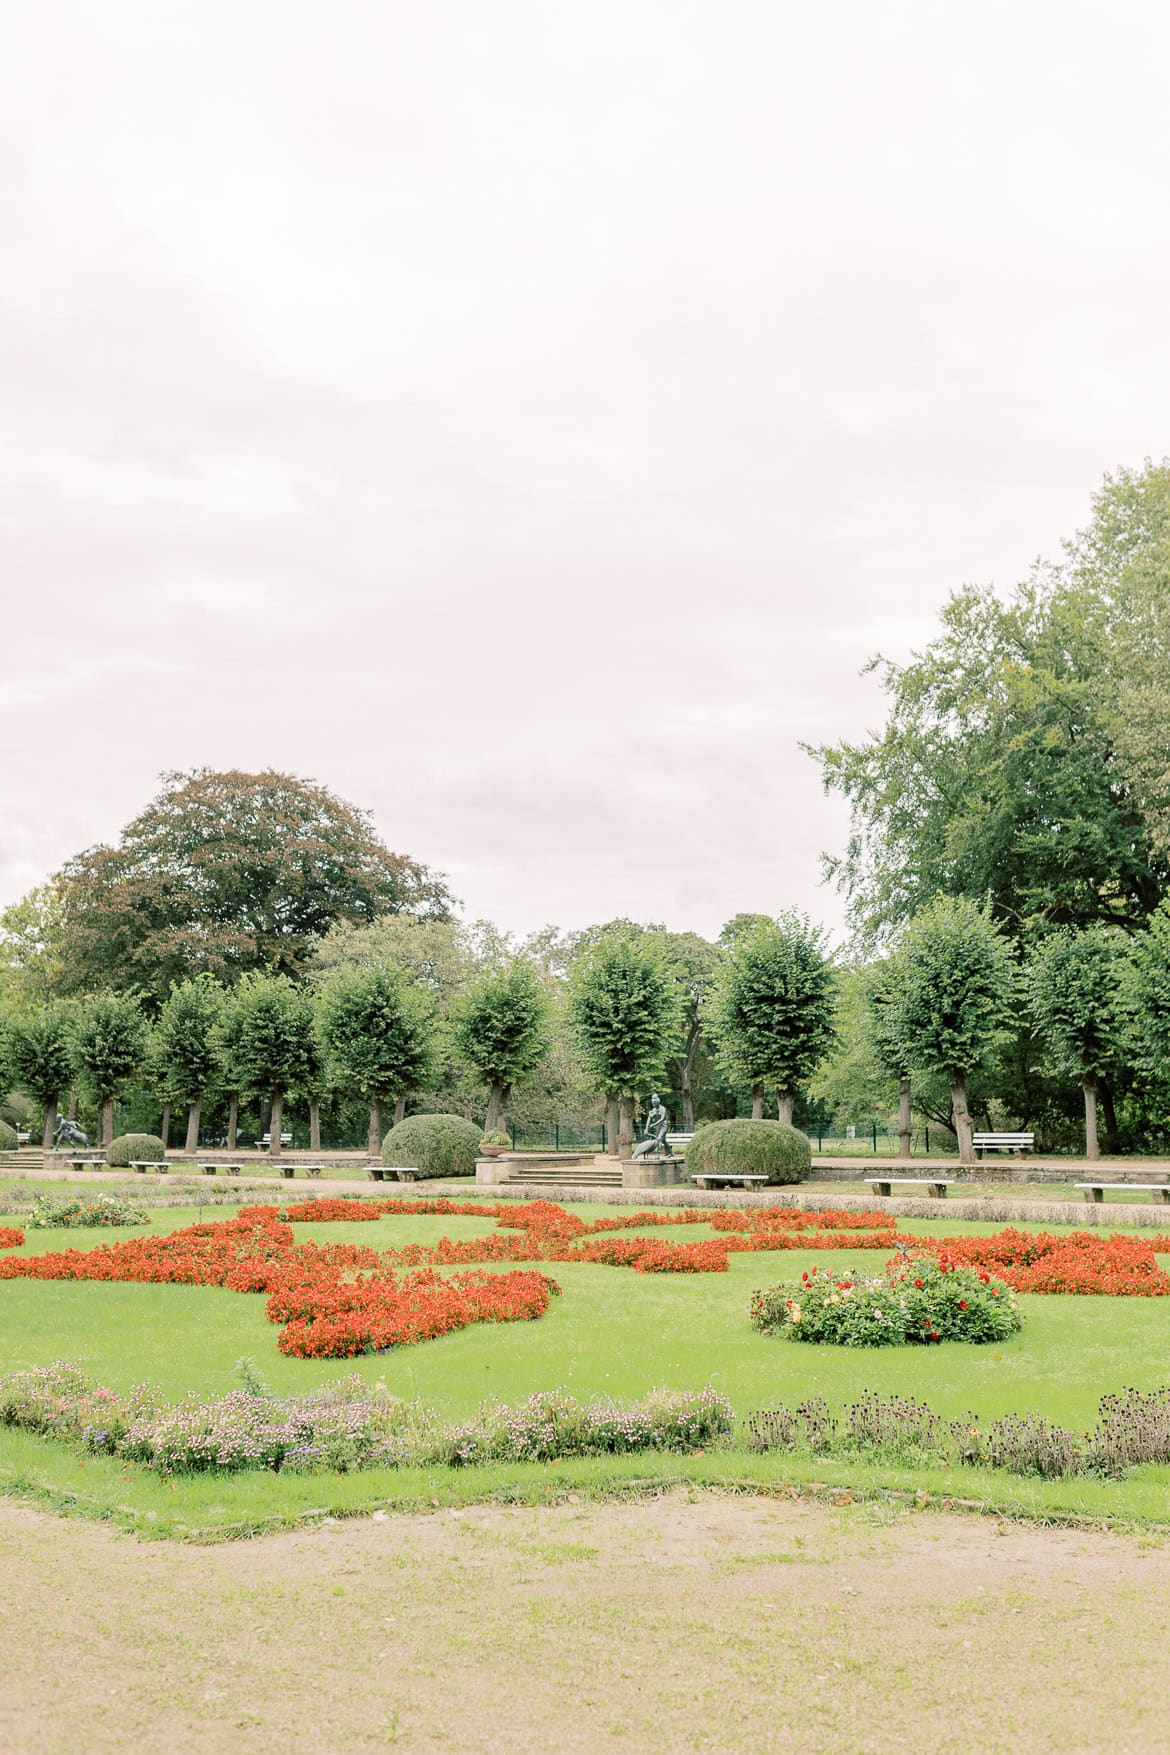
898, 1076, 913, 1162
751, 1084, 764, 1121
185, 1098, 202, 1155
776, 1090, 794, 1127
484, 1081, 510, 1135
617, 1097, 634, 1158
310, 1097, 321, 1153
1082, 1073, 1100, 1161
100, 1097, 114, 1148
268, 1090, 284, 1157
393, 1094, 406, 1127
951, 1074, 974, 1165
68, 1089, 78, 1122
605, 1096, 619, 1156
680, 1072, 695, 1133
227, 1094, 238, 1151
1100, 1079, 1121, 1154
160, 1101, 171, 1146
368, 1100, 384, 1158
42, 1102, 57, 1149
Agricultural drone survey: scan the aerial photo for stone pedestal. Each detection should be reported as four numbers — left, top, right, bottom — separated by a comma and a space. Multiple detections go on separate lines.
621, 1156, 684, 1189
475, 1156, 511, 1185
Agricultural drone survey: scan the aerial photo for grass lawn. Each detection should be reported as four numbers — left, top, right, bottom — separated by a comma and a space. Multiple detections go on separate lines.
3, 1202, 1170, 1536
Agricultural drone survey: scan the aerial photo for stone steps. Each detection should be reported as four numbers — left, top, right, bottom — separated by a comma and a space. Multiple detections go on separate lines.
509, 1166, 623, 1187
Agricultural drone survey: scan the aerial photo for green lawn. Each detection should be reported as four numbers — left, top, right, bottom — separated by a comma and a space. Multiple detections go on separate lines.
3, 1202, 1170, 1535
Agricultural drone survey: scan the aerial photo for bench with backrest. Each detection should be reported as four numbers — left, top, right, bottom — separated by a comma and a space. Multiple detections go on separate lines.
15, 1130, 30, 1145
690, 1173, 768, 1190
666, 1133, 695, 1153
973, 1133, 1034, 1157
130, 1160, 169, 1174
869, 1175, 953, 1199
258, 1132, 293, 1148
1075, 1182, 1170, 1206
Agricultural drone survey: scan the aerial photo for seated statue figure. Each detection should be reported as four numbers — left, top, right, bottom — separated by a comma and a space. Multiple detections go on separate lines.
54, 1116, 90, 1150
632, 1093, 671, 1160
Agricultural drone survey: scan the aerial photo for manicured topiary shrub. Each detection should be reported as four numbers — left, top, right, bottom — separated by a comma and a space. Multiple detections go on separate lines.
381, 1113, 482, 1180
686, 1118, 811, 1185
0, 1120, 18, 1152
106, 1133, 167, 1168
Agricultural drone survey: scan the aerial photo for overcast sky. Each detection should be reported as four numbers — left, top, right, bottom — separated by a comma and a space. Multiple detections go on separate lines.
3, 0, 1168, 945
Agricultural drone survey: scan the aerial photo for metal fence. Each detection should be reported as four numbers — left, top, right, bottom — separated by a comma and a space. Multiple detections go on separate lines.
506, 1123, 609, 1153
801, 1123, 957, 1157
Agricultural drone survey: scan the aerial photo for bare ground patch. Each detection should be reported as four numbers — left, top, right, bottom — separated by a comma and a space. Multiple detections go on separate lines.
2, 1491, 1166, 1754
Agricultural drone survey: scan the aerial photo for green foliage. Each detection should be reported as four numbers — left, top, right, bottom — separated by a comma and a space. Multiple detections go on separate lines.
686, 1118, 811, 1184
479, 1130, 509, 1147
885, 897, 1017, 1081
751, 1257, 1023, 1347
221, 973, 317, 1100
154, 977, 224, 1103
0, 1119, 17, 1152
72, 991, 148, 1103
380, 1112, 481, 1179
25, 1194, 149, 1228
708, 914, 835, 1100
6, 1002, 75, 1107
51, 768, 454, 1001
809, 559, 1168, 946
566, 930, 679, 1098
1028, 927, 1127, 1076
106, 1134, 167, 1167
317, 963, 436, 1103
449, 962, 549, 1092
1122, 900, 1170, 1089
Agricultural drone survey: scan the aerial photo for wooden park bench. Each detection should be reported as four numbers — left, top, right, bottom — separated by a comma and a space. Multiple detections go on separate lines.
666, 1132, 695, 1153
258, 1132, 293, 1149
15, 1130, 30, 1145
869, 1175, 953, 1199
1075, 1182, 1170, 1206
690, 1173, 768, 1190
973, 1132, 1034, 1157
130, 1160, 169, 1175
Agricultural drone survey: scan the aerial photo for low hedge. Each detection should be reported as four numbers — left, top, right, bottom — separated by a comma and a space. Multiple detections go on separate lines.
106, 1134, 167, 1169
381, 1113, 482, 1180
0, 1120, 17, 1152
686, 1118, 811, 1184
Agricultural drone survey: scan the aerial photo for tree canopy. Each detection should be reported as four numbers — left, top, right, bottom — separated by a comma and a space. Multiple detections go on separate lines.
566, 930, 678, 1150
708, 913, 835, 1124
71, 991, 148, 1145
317, 962, 437, 1154
50, 768, 454, 1001
449, 961, 550, 1134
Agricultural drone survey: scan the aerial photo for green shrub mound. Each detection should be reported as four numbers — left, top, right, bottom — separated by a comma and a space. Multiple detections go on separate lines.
106, 1134, 167, 1168
686, 1118, 811, 1184
381, 1113, 482, 1180
0, 1120, 17, 1152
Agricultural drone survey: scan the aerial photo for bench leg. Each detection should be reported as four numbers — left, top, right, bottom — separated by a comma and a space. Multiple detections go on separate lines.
1084, 1188, 1103, 1203
928, 1184, 946, 1198
1152, 1188, 1170, 1205
873, 1182, 891, 1198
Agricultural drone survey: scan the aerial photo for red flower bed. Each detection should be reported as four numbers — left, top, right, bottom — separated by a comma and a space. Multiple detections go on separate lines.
0, 1227, 24, 1249
904, 1229, 1170, 1297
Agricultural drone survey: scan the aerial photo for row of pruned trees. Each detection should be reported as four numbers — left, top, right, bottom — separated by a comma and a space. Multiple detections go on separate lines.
0, 960, 550, 1155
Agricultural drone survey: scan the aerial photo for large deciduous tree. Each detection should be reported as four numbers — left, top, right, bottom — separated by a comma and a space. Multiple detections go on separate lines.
52, 768, 454, 1002
449, 961, 550, 1135
7, 1002, 75, 1146
1122, 901, 1170, 1115
710, 914, 836, 1126
317, 964, 437, 1156
154, 977, 225, 1154
222, 973, 316, 1158
566, 931, 678, 1155
884, 897, 1017, 1163
71, 991, 148, 1146
661, 932, 723, 1132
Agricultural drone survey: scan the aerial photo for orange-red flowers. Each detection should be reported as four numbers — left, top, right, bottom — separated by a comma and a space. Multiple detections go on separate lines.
0, 1227, 23, 1249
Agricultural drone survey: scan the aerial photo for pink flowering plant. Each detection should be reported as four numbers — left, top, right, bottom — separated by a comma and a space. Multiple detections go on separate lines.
751, 1255, 1022, 1347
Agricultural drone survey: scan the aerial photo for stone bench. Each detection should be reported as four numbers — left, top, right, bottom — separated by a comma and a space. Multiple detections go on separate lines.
130, 1161, 169, 1175
366, 1165, 421, 1182
690, 1173, 768, 1190
869, 1176, 953, 1199
65, 1156, 106, 1170
1075, 1182, 1170, 1205
199, 1164, 244, 1177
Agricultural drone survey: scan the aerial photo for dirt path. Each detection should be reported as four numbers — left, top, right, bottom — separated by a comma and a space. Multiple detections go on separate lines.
2, 1492, 1167, 1753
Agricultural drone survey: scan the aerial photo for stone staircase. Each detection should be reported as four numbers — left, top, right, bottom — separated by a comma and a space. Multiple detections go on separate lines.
508, 1158, 623, 1188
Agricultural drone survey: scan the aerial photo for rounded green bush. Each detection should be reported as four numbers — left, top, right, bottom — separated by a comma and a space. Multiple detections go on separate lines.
0, 1119, 17, 1152
381, 1113, 482, 1180
106, 1133, 167, 1168
686, 1118, 811, 1184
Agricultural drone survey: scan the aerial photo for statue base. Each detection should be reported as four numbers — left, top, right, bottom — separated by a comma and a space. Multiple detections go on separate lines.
621, 1156, 684, 1189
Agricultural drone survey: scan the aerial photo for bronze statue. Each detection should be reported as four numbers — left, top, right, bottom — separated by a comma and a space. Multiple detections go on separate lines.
632, 1093, 671, 1159
54, 1116, 89, 1149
